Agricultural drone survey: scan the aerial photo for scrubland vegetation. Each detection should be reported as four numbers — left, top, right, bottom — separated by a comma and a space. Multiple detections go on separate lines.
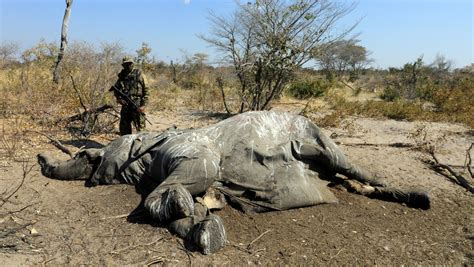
0, 0, 471, 143
0, 39, 472, 138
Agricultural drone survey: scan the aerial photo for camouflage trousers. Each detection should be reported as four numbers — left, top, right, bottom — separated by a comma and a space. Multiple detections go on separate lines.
119, 105, 145, 135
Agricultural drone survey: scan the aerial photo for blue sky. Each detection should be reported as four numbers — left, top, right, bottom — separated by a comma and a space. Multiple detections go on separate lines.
1, 0, 472, 69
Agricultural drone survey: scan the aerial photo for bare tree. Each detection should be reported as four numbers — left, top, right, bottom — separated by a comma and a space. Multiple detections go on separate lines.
53, 0, 73, 83
201, 0, 357, 112
0, 41, 20, 67
430, 53, 453, 73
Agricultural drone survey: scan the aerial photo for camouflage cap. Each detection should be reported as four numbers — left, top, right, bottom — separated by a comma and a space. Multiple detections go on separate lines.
122, 56, 134, 65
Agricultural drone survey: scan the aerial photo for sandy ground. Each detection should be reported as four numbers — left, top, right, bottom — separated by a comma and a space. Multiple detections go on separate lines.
0, 104, 473, 265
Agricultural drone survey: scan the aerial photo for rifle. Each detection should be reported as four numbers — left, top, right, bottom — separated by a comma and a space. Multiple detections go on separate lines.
109, 85, 152, 125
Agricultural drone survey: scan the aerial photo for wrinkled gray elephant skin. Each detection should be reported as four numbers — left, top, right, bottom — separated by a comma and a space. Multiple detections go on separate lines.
38, 111, 430, 254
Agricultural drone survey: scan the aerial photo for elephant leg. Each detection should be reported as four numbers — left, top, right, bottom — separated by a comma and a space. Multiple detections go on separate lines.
343, 179, 430, 210
337, 163, 387, 187
144, 154, 219, 221
293, 140, 385, 187
145, 183, 227, 254
143, 155, 226, 254
144, 184, 196, 222
37, 152, 93, 180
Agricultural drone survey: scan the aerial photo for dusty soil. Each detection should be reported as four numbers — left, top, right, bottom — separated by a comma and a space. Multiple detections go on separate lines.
0, 104, 473, 265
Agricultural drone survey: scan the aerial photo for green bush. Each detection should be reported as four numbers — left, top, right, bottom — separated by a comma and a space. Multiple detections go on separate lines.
288, 79, 333, 99
380, 85, 401, 101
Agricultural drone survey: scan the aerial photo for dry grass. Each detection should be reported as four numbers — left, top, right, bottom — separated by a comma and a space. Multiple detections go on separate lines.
1, 42, 472, 140
307, 90, 474, 128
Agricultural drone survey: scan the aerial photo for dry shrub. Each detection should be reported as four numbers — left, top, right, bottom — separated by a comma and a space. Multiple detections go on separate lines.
309, 87, 473, 128
148, 78, 182, 112
431, 73, 473, 124
178, 72, 242, 114
0, 58, 65, 124
0, 41, 125, 135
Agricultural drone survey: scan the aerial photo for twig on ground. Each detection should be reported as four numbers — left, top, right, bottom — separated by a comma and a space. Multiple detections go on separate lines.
0, 244, 17, 251
229, 242, 252, 254
328, 248, 344, 261
0, 159, 33, 208
247, 229, 272, 249
0, 222, 35, 238
101, 208, 145, 220
101, 214, 129, 220
109, 237, 163, 255
41, 257, 57, 266
143, 256, 166, 266
0, 202, 38, 216
176, 239, 193, 266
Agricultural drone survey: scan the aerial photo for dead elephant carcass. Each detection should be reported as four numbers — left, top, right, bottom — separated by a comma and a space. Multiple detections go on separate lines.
38, 111, 430, 254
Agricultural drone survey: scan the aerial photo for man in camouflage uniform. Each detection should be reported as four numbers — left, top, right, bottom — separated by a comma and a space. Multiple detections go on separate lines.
112, 57, 149, 135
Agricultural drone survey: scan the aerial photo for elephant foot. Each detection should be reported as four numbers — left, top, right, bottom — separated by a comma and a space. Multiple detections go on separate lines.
148, 185, 195, 222
188, 214, 227, 255
405, 190, 430, 210
170, 216, 201, 238
374, 188, 430, 210
169, 202, 209, 238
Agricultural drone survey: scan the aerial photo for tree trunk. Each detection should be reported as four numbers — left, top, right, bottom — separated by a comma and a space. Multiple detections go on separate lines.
53, 0, 73, 83
216, 77, 232, 115
170, 60, 177, 84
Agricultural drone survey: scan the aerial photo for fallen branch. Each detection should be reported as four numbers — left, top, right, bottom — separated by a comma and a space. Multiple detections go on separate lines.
64, 104, 114, 123
427, 150, 474, 194
27, 130, 74, 158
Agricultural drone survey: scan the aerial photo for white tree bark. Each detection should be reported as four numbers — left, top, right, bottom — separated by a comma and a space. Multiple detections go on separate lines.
53, 0, 73, 83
